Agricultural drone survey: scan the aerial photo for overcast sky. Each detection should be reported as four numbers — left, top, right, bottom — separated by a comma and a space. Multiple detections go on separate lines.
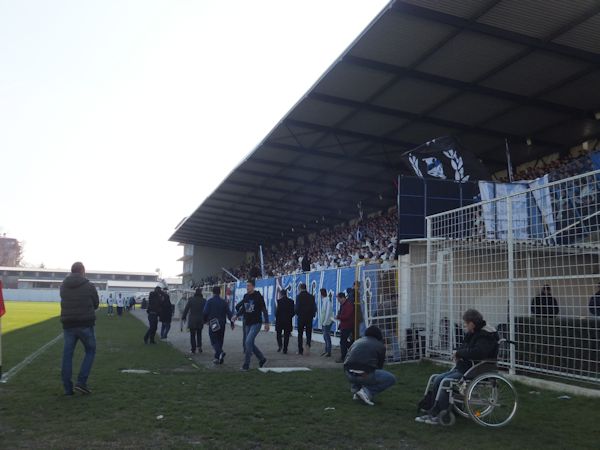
0, 0, 389, 277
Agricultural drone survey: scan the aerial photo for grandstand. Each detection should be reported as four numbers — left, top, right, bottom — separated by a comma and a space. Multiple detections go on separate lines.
170, 0, 600, 385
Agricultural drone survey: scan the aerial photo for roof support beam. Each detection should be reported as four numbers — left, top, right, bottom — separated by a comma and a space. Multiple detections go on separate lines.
342, 55, 589, 117
392, 1, 600, 65
309, 92, 565, 150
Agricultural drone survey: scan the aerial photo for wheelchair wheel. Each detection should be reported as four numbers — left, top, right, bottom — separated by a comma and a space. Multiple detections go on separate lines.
452, 396, 470, 419
438, 409, 456, 427
466, 373, 518, 428
452, 382, 470, 418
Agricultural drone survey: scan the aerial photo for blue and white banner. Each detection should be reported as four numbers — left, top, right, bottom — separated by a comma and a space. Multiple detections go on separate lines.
232, 265, 378, 333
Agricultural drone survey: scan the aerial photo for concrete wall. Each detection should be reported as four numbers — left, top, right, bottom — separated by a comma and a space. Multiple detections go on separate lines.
192, 245, 249, 281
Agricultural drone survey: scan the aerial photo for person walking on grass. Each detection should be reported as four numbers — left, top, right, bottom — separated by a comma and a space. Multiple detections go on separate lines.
182, 288, 206, 354
336, 292, 354, 363
203, 286, 235, 364
319, 288, 334, 357
60, 262, 99, 395
235, 279, 269, 371
116, 292, 124, 317
106, 294, 114, 316
275, 289, 294, 354
295, 283, 316, 355
159, 289, 173, 340
144, 286, 162, 344
344, 325, 396, 406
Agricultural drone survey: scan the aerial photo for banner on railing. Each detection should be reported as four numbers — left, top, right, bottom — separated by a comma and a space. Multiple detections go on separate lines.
230, 265, 380, 333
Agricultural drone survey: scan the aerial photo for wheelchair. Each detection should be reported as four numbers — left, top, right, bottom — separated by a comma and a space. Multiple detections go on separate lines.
421, 344, 518, 428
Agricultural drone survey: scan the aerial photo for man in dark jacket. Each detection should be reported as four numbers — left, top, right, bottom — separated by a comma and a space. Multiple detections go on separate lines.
275, 289, 295, 354
235, 279, 269, 371
589, 282, 600, 316
182, 288, 206, 353
159, 288, 173, 339
144, 286, 162, 344
530, 284, 559, 318
60, 262, 99, 395
416, 309, 499, 425
336, 292, 355, 363
295, 283, 316, 355
203, 286, 234, 364
344, 326, 396, 406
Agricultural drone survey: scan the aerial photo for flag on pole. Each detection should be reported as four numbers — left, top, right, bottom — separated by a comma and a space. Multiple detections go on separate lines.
0, 280, 5, 317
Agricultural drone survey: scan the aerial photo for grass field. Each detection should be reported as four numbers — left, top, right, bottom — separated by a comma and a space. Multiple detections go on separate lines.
1, 301, 61, 371
1, 304, 599, 449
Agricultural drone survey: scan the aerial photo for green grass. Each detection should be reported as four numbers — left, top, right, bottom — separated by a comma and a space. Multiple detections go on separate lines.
1, 307, 599, 449
1, 301, 61, 371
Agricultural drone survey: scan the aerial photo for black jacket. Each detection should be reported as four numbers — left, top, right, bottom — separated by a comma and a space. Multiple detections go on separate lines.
531, 294, 559, 318
238, 291, 269, 326
295, 291, 316, 321
159, 293, 173, 323
344, 336, 386, 373
183, 295, 206, 329
60, 273, 99, 329
275, 296, 295, 331
455, 323, 499, 373
590, 292, 600, 316
147, 289, 162, 315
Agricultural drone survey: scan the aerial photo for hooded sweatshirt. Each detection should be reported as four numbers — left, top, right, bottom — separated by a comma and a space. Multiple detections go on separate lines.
60, 273, 100, 329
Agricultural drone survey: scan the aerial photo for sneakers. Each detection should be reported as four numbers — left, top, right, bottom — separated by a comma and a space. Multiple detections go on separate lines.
415, 415, 431, 423
212, 358, 220, 365
277, 347, 282, 352
282, 349, 288, 354
74, 385, 91, 395
355, 388, 374, 406
259, 358, 267, 368
325, 353, 331, 357
219, 352, 226, 364
320, 352, 327, 357
240, 366, 249, 372
352, 394, 358, 401
424, 416, 440, 425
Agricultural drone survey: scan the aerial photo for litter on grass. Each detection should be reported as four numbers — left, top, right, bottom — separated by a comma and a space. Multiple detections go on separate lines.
324, 407, 336, 411
121, 369, 151, 374
258, 367, 311, 373
558, 395, 571, 400
156, 415, 164, 420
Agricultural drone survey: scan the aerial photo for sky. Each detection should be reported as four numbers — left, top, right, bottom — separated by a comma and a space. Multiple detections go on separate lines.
0, 0, 389, 277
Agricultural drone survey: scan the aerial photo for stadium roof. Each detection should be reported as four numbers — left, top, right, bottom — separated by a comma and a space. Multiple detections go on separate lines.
171, 0, 600, 251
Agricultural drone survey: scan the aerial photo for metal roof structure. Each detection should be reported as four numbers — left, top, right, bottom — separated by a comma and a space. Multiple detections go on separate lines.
171, 0, 600, 251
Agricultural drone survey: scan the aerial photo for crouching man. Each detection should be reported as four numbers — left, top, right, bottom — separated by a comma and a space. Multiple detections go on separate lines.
416, 309, 499, 425
344, 325, 396, 406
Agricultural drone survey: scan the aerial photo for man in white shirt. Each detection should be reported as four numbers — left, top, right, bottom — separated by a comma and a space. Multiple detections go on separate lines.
116, 293, 125, 317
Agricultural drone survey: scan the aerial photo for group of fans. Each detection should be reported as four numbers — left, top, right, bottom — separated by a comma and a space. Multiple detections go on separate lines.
58, 260, 501, 426
103, 292, 136, 316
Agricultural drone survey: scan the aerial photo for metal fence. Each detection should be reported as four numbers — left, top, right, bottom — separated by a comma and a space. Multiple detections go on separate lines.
426, 170, 600, 385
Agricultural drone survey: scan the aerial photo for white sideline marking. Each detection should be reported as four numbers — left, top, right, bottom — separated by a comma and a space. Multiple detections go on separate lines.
258, 367, 311, 373
0, 333, 63, 383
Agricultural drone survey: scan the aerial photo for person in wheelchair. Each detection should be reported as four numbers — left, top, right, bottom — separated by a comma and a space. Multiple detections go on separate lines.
416, 309, 499, 425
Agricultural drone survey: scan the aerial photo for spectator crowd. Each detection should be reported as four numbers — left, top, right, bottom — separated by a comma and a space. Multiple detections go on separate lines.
194, 208, 399, 286
195, 147, 600, 287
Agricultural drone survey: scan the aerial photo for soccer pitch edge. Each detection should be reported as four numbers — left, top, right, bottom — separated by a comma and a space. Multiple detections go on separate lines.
0, 333, 63, 383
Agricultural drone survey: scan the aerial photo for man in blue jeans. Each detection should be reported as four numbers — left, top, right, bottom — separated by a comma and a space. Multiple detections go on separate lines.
60, 262, 99, 395
234, 279, 270, 371
319, 288, 334, 357
343, 325, 396, 406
